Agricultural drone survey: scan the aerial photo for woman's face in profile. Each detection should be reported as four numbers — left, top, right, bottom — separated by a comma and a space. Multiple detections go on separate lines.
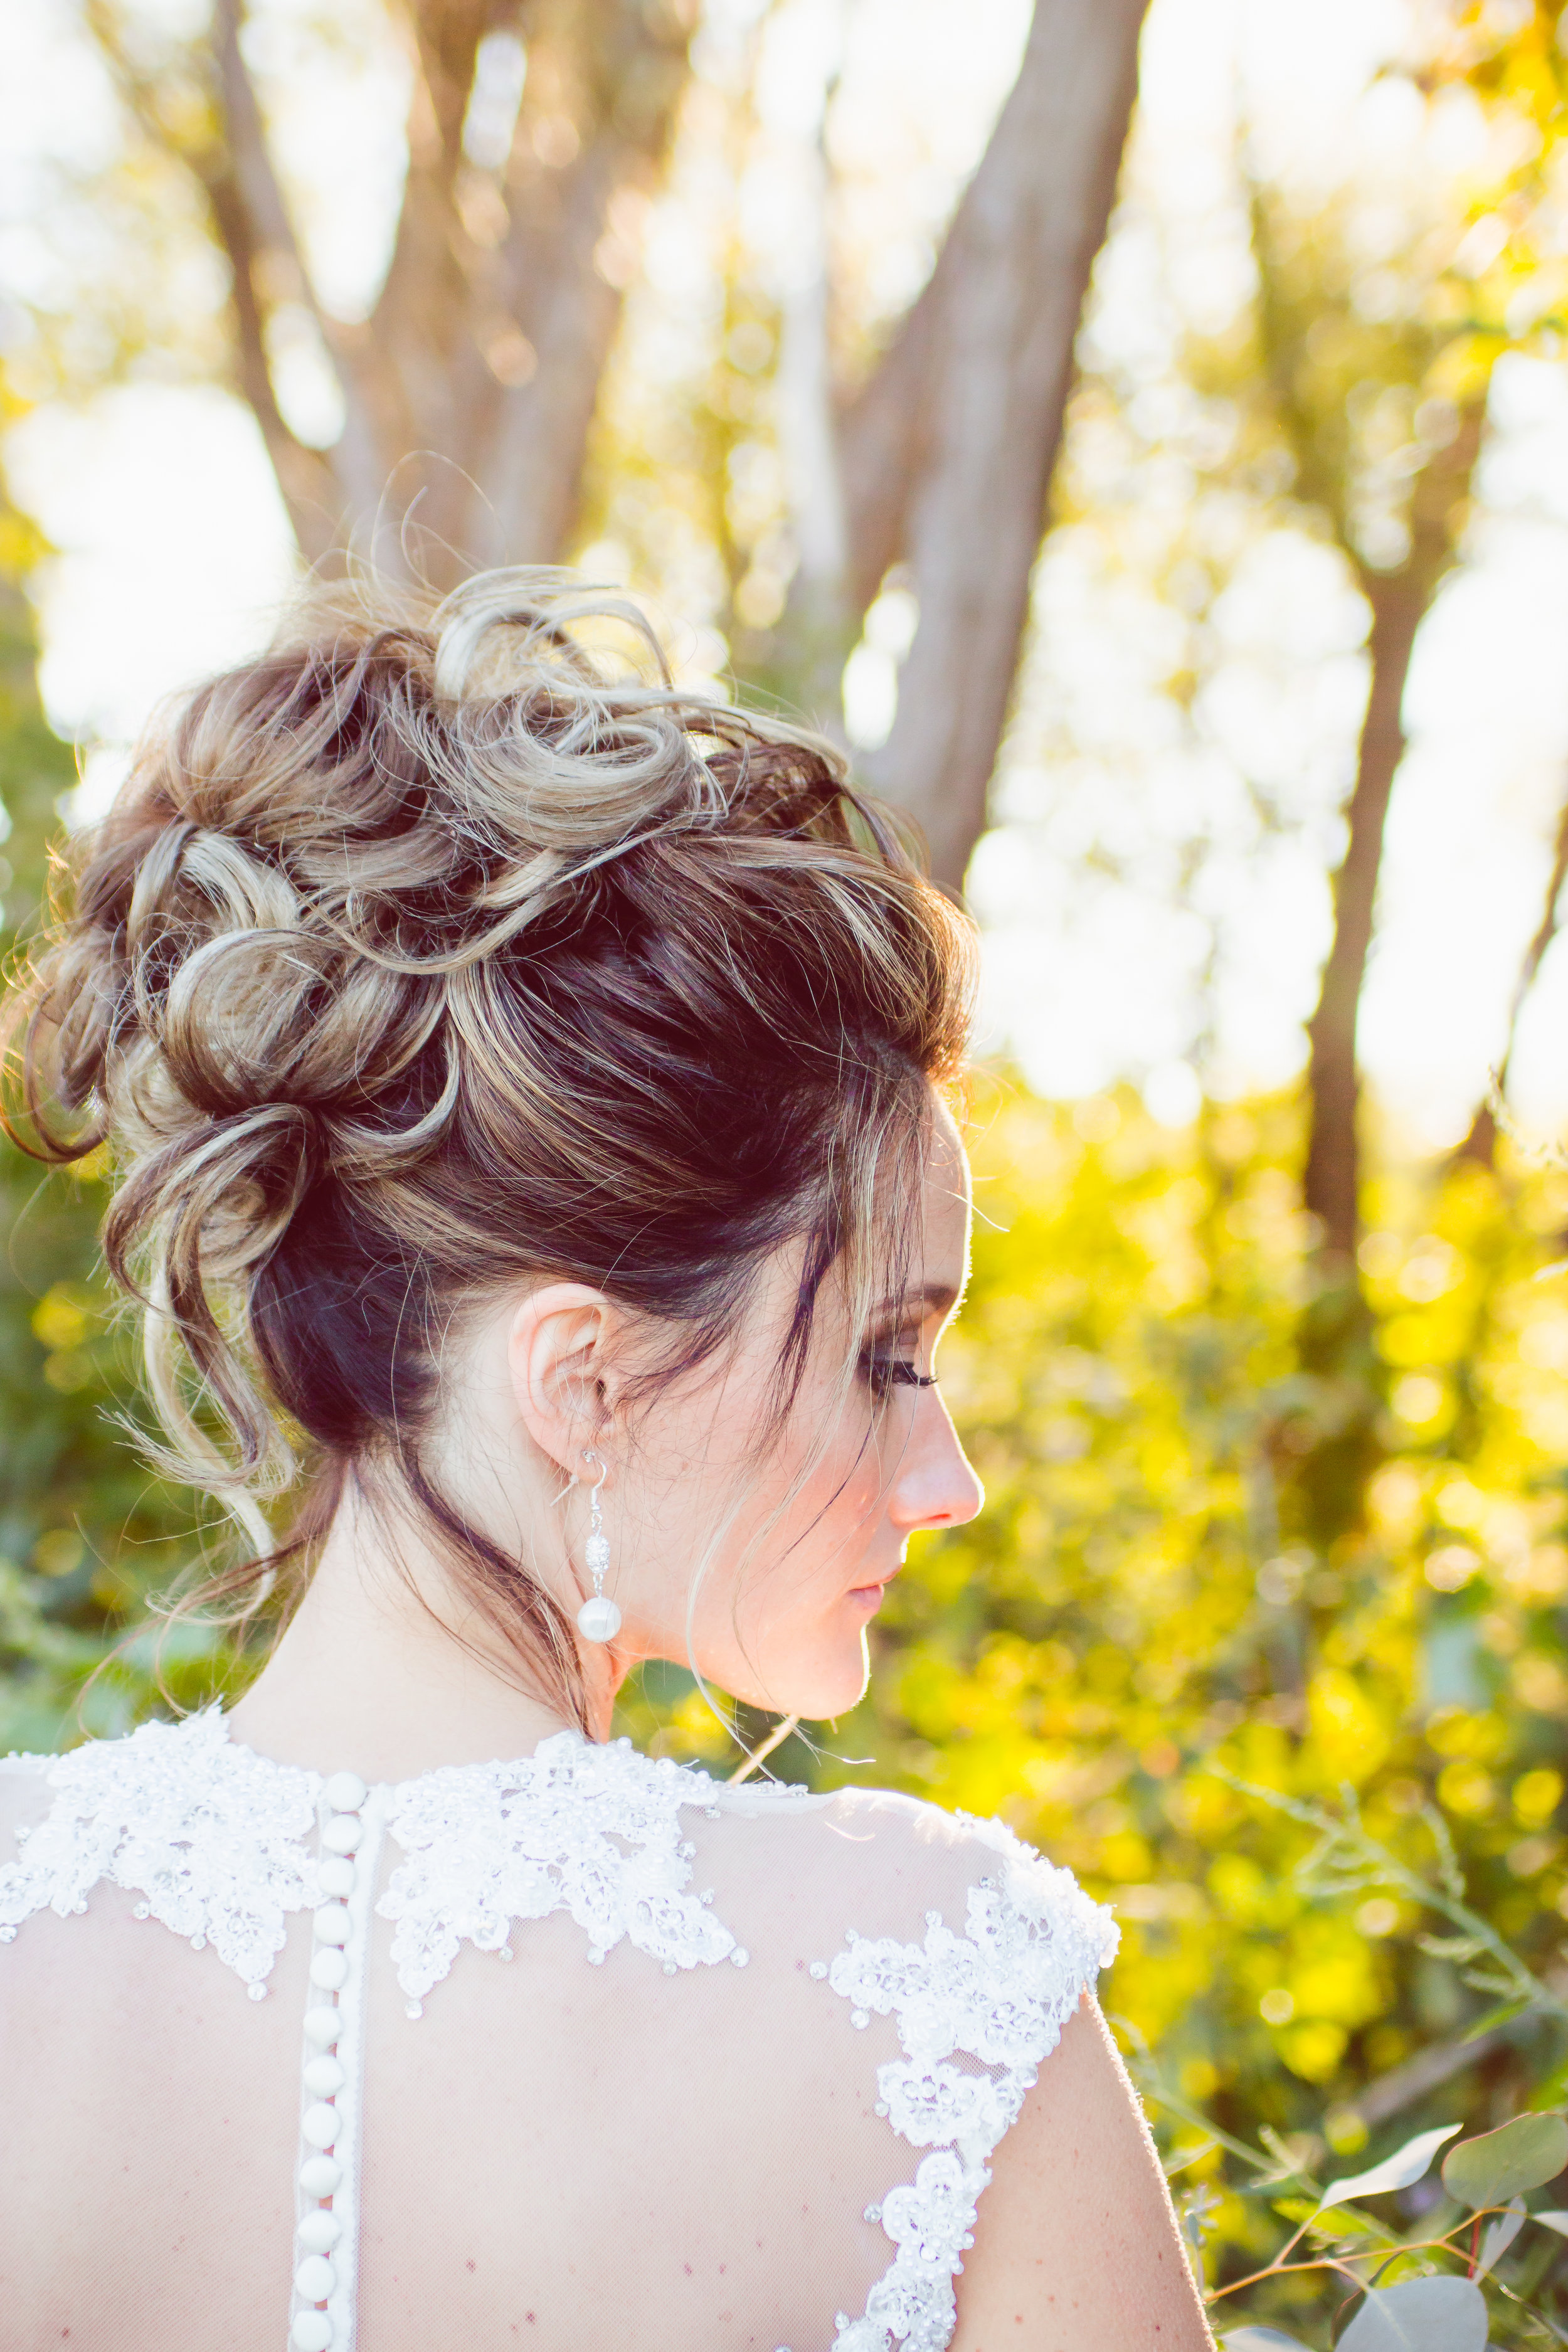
610, 1105, 984, 1722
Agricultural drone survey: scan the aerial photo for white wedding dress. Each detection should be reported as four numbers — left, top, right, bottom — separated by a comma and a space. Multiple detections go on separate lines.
0, 1708, 1116, 2352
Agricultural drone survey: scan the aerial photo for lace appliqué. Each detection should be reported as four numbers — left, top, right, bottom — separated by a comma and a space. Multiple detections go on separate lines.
824, 1825, 1119, 2352
379, 1732, 745, 2001
0, 1707, 319, 1995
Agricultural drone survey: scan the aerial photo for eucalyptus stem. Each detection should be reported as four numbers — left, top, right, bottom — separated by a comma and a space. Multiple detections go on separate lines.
1209, 1766, 1568, 2028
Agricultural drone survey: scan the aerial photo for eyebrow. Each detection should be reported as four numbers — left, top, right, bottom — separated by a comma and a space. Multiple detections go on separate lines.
876, 1281, 963, 1320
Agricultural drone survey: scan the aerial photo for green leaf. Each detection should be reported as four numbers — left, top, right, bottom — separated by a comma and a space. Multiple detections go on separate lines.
1441, 2113, 1568, 2209
1528, 2058, 1568, 2112
1476, 2195, 1525, 2276
1320, 2123, 1463, 2210
1460, 1994, 1532, 2042
1220, 2333, 1311, 2351
1417, 1934, 1485, 1963
1336, 2277, 1487, 2352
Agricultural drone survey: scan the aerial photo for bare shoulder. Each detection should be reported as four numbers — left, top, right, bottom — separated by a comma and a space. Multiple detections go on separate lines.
953, 1998, 1215, 2352
714, 1771, 1115, 1964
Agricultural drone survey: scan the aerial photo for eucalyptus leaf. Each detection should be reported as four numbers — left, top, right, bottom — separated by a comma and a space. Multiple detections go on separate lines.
1417, 1934, 1485, 1962
1476, 2196, 1525, 2276
1336, 2277, 1488, 2352
1532, 2208, 1568, 2237
1461, 1996, 1532, 2042
1319, 2122, 1462, 2210
1220, 2333, 1311, 2351
1442, 2114, 1568, 2209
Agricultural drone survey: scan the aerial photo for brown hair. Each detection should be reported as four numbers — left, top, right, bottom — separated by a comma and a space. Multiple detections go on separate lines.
7, 571, 975, 1726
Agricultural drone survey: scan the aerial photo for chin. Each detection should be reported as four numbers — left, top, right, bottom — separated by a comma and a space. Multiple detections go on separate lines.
770, 1631, 871, 1723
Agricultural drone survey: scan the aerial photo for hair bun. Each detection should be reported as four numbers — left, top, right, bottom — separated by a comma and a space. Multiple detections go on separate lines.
426, 571, 733, 863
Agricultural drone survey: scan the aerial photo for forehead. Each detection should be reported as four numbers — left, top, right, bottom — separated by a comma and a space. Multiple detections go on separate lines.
917, 1099, 970, 1262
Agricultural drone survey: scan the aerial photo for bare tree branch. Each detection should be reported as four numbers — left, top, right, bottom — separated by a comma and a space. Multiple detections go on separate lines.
854, 0, 1151, 891
81, 0, 342, 558
1456, 775, 1568, 1166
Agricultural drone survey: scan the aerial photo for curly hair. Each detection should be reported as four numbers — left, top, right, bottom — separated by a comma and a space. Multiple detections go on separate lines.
6, 569, 975, 1725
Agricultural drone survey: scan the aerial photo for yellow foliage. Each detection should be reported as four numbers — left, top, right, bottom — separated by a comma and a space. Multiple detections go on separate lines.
31, 1283, 96, 1353
1513, 1767, 1564, 1828
1437, 1760, 1497, 1818
1305, 1668, 1392, 1788
1279, 2021, 1348, 2083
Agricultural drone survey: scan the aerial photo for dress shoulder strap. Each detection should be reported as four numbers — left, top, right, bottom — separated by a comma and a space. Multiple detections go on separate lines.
811, 1799, 1118, 2352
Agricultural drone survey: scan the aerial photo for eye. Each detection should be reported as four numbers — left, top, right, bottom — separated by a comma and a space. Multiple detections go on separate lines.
859, 1346, 940, 1399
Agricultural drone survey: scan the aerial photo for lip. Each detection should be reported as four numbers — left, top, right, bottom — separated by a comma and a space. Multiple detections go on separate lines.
846, 1571, 899, 1612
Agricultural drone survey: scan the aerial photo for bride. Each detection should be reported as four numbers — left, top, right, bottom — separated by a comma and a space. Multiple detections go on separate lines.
0, 574, 1210, 2352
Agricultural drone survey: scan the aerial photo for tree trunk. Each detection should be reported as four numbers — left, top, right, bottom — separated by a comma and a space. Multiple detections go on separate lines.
1302, 580, 1423, 1262
850, 0, 1150, 893
84, 0, 1146, 852
1301, 405, 1483, 1263
196, 0, 696, 580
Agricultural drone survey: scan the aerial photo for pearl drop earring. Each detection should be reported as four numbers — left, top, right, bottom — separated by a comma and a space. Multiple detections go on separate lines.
575, 1449, 621, 1643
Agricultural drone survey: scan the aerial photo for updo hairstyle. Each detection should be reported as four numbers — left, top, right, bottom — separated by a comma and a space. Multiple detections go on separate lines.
7, 572, 975, 1725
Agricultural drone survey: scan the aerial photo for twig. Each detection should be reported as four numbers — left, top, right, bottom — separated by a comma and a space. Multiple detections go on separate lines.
728, 1711, 800, 1784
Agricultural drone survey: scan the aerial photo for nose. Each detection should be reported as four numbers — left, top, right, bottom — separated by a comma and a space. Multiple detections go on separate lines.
887, 1387, 984, 1534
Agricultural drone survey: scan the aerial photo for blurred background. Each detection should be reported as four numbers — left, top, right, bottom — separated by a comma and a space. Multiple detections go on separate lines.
6, 0, 1568, 2336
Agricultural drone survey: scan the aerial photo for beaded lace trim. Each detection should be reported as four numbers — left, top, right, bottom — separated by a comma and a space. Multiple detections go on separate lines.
0, 1707, 319, 1994
379, 1732, 748, 1999
817, 1826, 1118, 2352
0, 1711, 750, 2000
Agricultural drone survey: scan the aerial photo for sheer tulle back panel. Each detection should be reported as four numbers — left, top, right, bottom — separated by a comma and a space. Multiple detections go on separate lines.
0, 1769, 303, 2351
2, 1775, 990, 2352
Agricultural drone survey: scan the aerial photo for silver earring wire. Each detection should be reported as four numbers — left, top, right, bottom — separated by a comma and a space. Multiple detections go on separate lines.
575, 1448, 620, 1644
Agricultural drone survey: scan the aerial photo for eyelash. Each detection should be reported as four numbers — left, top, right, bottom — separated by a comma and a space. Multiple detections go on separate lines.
859, 1350, 940, 1399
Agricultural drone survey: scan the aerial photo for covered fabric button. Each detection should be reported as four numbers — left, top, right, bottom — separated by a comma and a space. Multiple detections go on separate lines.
301, 2101, 341, 2149
317, 1857, 356, 1899
322, 1816, 363, 1855
298, 2154, 341, 2198
324, 1772, 367, 1814
297, 2210, 343, 2254
313, 1904, 352, 1946
302, 2006, 342, 2050
303, 2054, 346, 2098
309, 1949, 349, 1991
294, 2254, 337, 2301
290, 2312, 333, 2351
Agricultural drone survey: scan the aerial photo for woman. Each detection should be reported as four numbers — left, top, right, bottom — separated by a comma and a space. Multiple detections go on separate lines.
0, 575, 1210, 2352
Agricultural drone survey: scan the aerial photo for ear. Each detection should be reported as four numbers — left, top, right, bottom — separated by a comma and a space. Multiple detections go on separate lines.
506, 1282, 624, 1479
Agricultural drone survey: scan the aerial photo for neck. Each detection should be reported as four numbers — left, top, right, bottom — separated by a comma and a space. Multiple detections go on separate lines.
225, 1486, 620, 1781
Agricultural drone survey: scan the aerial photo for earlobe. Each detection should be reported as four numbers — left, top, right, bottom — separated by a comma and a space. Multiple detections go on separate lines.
506, 1282, 618, 1475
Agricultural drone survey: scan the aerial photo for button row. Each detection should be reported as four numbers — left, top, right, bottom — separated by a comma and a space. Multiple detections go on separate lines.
290, 1771, 366, 2352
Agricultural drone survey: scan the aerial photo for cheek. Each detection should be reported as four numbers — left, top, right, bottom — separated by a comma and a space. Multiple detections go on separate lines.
774, 1419, 889, 1578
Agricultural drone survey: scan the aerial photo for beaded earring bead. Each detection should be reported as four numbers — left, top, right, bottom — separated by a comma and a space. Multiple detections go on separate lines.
575, 1449, 621, 1643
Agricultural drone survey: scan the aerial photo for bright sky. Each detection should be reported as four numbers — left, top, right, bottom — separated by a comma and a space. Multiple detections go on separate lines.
6, 0, 1568, 1152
